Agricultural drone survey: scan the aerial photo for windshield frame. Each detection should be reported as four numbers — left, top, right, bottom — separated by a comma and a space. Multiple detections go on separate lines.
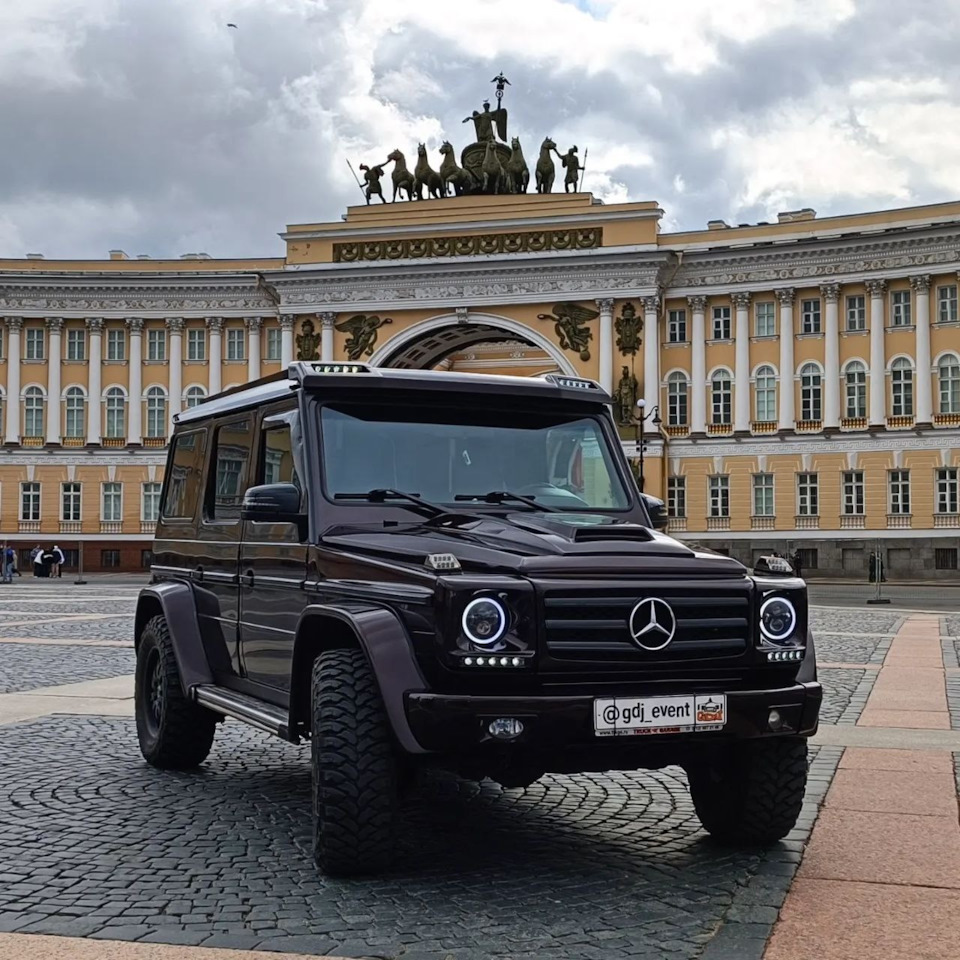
312, 395, 645, 523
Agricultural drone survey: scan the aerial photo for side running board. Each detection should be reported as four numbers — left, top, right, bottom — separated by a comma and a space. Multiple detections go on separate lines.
194, 685, 291, 740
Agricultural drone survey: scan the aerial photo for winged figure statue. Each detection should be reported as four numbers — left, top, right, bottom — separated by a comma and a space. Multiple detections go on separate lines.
536, 302, 599, 361
335, 314, 393, 360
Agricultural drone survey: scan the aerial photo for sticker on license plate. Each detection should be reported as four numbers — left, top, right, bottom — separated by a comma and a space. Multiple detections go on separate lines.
594, 694, 727, 736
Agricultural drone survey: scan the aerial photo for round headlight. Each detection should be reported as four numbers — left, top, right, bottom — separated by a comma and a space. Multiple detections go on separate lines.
462, 597, 507, 646
760, 596, 797, 643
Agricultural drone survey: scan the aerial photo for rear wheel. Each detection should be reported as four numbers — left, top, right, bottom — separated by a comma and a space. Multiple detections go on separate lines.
311, 649, 399, 876
686, 737, 808, 845
135, 615, 216, 769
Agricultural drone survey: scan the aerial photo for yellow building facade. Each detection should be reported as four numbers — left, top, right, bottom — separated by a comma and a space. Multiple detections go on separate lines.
1, 193, 959, 577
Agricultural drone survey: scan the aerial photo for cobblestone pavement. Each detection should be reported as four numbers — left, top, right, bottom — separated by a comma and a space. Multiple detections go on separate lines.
817, 668, 876, 725
809, 607, 904, 636
0, 644, 135, 694
815, 633, 891, 665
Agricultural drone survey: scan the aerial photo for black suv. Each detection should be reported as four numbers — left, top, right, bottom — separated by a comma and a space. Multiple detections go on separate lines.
135, 363, 821, 876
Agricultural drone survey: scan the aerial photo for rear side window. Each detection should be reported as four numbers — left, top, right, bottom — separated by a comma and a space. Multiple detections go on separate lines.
206, 419, 253, 522
161, 429, 207, 520
261, 424, 301, 494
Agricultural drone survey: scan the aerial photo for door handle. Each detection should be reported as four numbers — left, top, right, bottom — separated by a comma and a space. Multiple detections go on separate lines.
242, 568, 255, 588
193, 565, 204, 583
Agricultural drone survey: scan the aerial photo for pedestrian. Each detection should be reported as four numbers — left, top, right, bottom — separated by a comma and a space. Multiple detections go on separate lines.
31, 544, 42, 577
51, 544, 65, 578
792, 550, 803, 578
1, 543, 14, 584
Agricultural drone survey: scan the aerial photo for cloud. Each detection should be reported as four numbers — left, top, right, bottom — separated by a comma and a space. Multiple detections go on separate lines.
0, 0, 957, 258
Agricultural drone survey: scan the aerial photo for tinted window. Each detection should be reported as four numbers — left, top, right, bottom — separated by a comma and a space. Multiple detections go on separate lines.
261, 425, 301, 493
207, 419, 253, 521
161, 429, 207, 520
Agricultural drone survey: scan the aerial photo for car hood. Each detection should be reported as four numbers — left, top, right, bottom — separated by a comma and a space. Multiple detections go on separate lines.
320, 512, 747, 579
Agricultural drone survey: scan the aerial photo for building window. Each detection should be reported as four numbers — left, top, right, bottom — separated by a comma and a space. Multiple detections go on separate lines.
938, 285, 958, 323
66, 329, 86, 361
25, 328, 45, 360
142, 482, 162, 522
709, 475, 730, 517
184, 385, 207, 409
105, 387, 126, 438
141, 549, 155, 569
667, 477, 686, 518
753, 473, 774, 516
800, 363, 822, 421
939, 354, 960, 413
146, 329, 166, 361
755, 301, 776, 337
61, 482, 81, 522
889, 469, 910, 515
712, 306, 731, 340
796, 548, 818, 571
935, 548, 958, 571
666, 309, 687, 343
666, 372, 688, 426
64, 387, 86, 438
845, 361, 867, 418
101, 550, 120, 568
145, 387, 168, 438
936, 468, 958, 515
226, 328, 245, 361
846, 295, 866, 331
102, 482, 123, 522
890, 358, 914, 416
106, 329, 125, 361
754, 365, 777, 421
842, 471, 864, 515
20, 482, 41, 521
711, 370, 732, 424
890, 290, 912, 326
265, 327, 282, 361
23, 386, 45, 437
797, 473, 819, 516
801, 299, 821, 334
187, 328, 206, 361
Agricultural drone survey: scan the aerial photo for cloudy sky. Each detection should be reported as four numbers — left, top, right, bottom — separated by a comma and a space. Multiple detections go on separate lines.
1, 0, 958, 259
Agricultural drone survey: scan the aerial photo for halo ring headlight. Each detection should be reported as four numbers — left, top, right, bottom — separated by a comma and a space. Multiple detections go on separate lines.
462, 597, 507, 646
760, 596, 797, 643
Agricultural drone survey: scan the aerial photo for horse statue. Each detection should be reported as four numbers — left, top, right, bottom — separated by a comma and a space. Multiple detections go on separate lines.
414, 143, 444, 200
504, 137, 529, 194
439, 141, 473, 196
481, 139, 504, 194
536, 137, 556, 194
385, 149, 415, 201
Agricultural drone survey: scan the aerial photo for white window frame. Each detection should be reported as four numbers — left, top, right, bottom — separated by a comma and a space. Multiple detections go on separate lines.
752, 473, 774, 516
101, 482, 123, 522
146, 329, 166, 362
846, 295, 866, 331
938, 285, 958, 323
755, 301, 776, 337
667, 477, 686, 518
187, 328, 206, 361
106, 328, 126, 361
61, 482, 82, 522
145, 388, 168, 439
938, 355, 960, 414
712, 306, 731, 340
142, 482, 163, 522
842, 471, 864, 515
800, 298, 821, 334
64, 387, 86, 438
936, 468, 958, 515
265, 327, 282, 361
184, 385, 207, 409
889, 469, 911, 515
797, 473, 819, 516
845, 362, 867, 418
890, 290, 912, 326
23, 387, 45, 437
66, 328, 86, 361
799, 364, 822, 421
25, 328, 45, 360
890, 359, 914, 417
20, 482, 41, 521
709, 475, 730, 518
711, 371, 732, 425
754, 366, 777, 421
226, 328, 245, 361
666, 373, 688, 426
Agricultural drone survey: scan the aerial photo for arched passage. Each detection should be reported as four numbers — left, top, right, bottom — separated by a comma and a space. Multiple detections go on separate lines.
367, 312, 577, 376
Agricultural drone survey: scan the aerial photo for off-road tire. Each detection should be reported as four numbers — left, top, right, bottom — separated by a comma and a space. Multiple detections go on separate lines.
135, 614, 216, 769
687, 737, 808, 845
311, 648, 398, 876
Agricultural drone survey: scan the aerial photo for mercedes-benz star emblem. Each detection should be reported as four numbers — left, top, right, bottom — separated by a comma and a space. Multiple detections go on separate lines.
629, 597, 677, 651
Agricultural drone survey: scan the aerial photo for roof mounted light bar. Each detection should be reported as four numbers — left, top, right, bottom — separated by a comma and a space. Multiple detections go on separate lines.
543, 374, 602, 391
311, 362, 371, 375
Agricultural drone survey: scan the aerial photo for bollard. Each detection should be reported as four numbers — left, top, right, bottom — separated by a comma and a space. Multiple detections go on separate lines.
867, 539, 889, 604
74, 541, 87, 585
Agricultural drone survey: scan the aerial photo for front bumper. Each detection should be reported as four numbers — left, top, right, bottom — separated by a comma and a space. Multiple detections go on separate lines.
405, 681, 822, 754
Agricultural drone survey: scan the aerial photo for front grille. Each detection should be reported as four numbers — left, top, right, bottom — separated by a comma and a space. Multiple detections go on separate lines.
541, 582, 752, 667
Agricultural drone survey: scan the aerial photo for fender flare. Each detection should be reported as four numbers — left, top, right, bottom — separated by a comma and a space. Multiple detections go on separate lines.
292, 603, 428, 754
797, 628, 817, 683
135, 582, 213, 696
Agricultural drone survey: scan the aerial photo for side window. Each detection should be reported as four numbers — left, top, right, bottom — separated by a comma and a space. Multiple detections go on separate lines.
161, 429, 207, 520
206, 418, 253, 522
261, 425, 300, 496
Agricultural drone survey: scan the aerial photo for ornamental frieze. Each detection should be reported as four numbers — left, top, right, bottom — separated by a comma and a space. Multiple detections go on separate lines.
332, 227, 602, 263
0, 294, 273, 312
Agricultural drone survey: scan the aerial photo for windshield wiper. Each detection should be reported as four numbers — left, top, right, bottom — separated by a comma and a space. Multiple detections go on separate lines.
454, 490, 551, 512
335, 488, 449, 519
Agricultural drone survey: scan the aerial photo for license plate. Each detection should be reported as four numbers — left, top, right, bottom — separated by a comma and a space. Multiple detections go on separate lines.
594, 694, 727, 737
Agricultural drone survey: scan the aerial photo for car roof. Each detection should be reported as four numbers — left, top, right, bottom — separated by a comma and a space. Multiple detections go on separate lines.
174, 363, 612, 426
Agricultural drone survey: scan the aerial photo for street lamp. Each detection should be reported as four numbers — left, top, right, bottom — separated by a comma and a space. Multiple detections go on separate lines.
634, 399, 661, 493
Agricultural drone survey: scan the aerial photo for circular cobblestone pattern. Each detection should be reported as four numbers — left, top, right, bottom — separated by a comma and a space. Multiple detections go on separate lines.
0, 715, 781, 959
0, 644, 134, 693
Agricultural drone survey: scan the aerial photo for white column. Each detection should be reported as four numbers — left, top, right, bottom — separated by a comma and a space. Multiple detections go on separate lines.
206, 317, 222, 394
166, 317, 183, 429
320, 312, 336, 362
126, 318, 143, 443
45, 318, 63, 444
245, 316, 262, 381
821, 283, 840, 428
596, 298, 614, 393
732, 292, 751, 431
280, 315, 295, 368
86, 318, 103, 444
867, 279, 887, 426
688, 297, 707, 434
776, 289, 795, 430
4, 318, 22, 443
912, 275, 933, 424
641, 295, 660, 413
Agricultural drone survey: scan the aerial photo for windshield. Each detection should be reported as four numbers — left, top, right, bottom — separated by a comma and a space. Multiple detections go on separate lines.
320, 402, 631, 511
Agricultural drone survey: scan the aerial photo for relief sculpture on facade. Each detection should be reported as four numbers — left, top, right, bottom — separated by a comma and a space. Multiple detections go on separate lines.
536, 301, 598, 361
335, 314, 394, 360
614, 301, 643, 356
295, 318, 321, 361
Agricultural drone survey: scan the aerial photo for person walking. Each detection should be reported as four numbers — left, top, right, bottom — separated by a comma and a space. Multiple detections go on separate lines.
31, 544, 42, 577
1, 543, 14, 584
51, 544, 65, 578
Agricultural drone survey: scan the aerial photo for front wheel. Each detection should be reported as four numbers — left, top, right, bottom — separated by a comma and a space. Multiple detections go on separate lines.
686, 737, 808, 845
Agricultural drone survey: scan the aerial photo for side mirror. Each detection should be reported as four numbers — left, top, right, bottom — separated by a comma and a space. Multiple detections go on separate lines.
754, 554, 794, 577
640, 493, 669, 532
241, 483, 302, 523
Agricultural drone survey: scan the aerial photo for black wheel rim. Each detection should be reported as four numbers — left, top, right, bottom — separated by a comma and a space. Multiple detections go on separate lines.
145, 648, 163, 732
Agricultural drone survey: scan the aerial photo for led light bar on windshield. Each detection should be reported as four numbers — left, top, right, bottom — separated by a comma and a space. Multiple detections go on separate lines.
311, 363, 370, 374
